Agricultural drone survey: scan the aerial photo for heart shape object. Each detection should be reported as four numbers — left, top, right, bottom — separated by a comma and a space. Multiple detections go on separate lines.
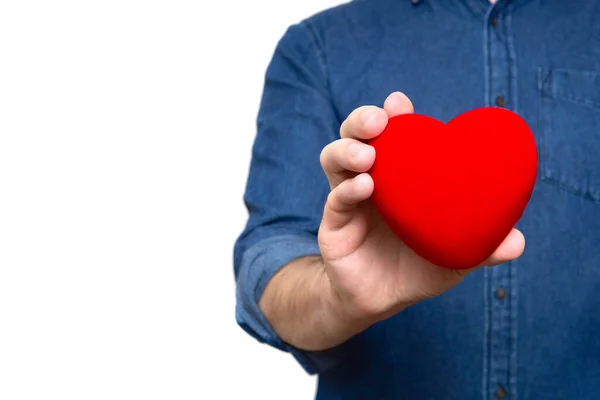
368, 107, 538, 269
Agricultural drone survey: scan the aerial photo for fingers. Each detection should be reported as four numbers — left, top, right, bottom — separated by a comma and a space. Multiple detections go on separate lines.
319, 92, 414, 231
323, 92, 413, 189
484, 229, 526, 266
339, 92, 414, 141
340, 106, 388, 140
383, 91, 414, 118
321, 173, 374, 231
320, 139, 375, 189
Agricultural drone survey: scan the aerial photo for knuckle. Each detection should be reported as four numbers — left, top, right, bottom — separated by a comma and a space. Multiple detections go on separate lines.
326, 189, 338, 207
326, 192, 343, 214
320, 141, 337, 168
327, 184, 349, 211
340, 112, 355, 132
324, 139, 353, 170
319, 145, 329, 167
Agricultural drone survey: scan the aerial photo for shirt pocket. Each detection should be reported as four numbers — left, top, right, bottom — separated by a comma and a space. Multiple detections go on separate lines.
537, 67, 600, 203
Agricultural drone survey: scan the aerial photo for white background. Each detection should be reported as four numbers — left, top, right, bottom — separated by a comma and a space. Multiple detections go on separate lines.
0, 1, 345, 399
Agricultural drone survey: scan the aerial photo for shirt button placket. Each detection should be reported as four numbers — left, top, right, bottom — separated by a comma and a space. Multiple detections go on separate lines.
484, 2, 517, 399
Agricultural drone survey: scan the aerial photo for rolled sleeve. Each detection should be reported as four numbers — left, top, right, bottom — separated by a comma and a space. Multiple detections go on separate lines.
235, 234, 346, 374
233, 19, 348, 375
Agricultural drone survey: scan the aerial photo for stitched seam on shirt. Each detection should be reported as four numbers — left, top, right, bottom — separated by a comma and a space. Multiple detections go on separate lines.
303, 19, 343, 139
483, 6, 492, 107
538, 178, 600, 204
509, 259, 519, 400
552, 94, 600, 111
272, 45, 331, 101
303, 20, 328, 87
482, 6, 495, 396
507, 4, 518, 114
506, 7, 519, 400
550, 69, 600, 109
537, 67, 548, 182
483, 266, 491, 400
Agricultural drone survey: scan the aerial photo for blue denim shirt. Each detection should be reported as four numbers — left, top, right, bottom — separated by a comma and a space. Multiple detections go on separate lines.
233, 0, 600, 398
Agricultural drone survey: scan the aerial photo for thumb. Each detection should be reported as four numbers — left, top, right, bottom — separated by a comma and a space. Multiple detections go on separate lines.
383, 91, 414, 117
456, 229, 525, 276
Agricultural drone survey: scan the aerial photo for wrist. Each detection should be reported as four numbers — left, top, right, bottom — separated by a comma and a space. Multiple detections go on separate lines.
320, 259, 412, 330
318, 261, 377, 343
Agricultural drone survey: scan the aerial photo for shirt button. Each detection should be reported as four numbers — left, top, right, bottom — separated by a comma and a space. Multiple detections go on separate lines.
495, 96, 506, 107
495, 287, 507, 301
491, 16, 498, 26
495, 385, 507, 399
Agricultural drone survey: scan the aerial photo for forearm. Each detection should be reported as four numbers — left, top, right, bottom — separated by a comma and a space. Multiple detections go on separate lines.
259, 255, 371, 351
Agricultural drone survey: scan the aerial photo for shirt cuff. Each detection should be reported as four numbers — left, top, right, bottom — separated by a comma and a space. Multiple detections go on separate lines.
235, 233, 347, 375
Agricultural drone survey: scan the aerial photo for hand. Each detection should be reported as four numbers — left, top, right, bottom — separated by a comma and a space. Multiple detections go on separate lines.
318, 92, 525, 323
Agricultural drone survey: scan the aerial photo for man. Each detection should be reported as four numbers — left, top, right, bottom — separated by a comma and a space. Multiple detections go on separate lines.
233, 0, 600, 398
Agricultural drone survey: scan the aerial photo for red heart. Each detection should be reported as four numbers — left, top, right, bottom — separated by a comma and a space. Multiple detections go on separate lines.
368, 107, 538, 270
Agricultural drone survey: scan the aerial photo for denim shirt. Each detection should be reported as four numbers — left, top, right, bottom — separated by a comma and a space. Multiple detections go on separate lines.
233, 0, 600, 398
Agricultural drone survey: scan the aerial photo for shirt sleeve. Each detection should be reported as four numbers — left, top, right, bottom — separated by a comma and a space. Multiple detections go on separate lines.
232, 19, 348, 375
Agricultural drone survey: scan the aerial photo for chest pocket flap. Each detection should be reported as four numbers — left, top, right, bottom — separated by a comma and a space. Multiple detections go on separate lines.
538, 68, 600, 203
